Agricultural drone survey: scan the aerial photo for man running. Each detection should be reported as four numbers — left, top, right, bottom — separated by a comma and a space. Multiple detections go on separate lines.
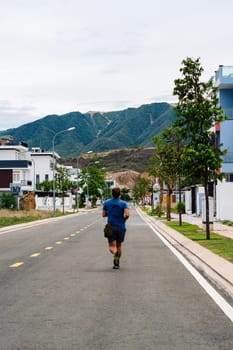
102, 187, 130, 269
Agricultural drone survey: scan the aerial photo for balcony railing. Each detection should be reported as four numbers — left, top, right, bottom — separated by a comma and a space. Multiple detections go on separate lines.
0, 160, 32, 169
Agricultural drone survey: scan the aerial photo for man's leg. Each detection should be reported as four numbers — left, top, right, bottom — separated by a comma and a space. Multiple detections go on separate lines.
108, 241, 120, 269
108, 240, 117, 255
116, 242, 122, 256
112, 242, 122, 269
108, 228, 125, 269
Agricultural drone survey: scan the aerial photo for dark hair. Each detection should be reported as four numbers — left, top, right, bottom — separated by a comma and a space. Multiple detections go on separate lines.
112, 187, 121, 199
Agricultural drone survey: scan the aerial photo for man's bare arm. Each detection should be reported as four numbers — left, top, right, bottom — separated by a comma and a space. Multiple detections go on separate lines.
124, 208, 130, 220
102, 210, 107, 218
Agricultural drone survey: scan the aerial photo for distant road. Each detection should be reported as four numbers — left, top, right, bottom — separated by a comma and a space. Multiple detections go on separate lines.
0, 207, 232, 349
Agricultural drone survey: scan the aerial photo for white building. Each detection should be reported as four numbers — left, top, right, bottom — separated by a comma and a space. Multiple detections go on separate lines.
0, 141, 75, 211
0, 142, 34, 194
214, 65, 233, 221
30, 147, 58, 188
0, 144, 59, 194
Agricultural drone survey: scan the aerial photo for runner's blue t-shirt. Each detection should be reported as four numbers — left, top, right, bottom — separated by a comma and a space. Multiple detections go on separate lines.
103, 198, 129, 230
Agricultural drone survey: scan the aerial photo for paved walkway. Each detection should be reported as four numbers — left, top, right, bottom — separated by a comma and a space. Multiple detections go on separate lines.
138, 209, 233, 301
171, 213, 233, 239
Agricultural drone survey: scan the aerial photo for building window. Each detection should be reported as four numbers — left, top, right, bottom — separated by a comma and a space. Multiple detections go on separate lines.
13, 171, 20, 182
225, 173, 233, 182
45, 174, 49, 181
36, 174, 40, 184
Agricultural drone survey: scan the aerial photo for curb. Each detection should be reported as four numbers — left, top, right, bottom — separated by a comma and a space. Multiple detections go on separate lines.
0, 208, 98, 234
0, 211, 82, 234
154, 219, 233, 285
137, 208, 233, 301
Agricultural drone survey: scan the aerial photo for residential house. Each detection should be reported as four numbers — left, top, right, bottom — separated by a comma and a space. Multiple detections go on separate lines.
185, 65, 233, 221
215, 65, 233, 220
0, 141, 74, 211
0, 140, 33, 194
30, 147, 58, 188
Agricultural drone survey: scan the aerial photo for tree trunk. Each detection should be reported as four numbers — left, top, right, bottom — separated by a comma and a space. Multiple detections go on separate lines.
166, 184, 172, 221
204, 176, 210, 240
62, 194, 65, 214
178, 175, 182, 226
158, 178, 163, 217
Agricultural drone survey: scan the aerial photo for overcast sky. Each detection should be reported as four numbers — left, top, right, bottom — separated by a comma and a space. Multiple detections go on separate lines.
1, 0, 233, 130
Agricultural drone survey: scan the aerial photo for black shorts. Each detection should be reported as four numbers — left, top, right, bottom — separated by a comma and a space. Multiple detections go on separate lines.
108, 225, 126, 244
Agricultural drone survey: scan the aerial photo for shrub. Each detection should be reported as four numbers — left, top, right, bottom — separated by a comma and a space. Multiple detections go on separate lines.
174, 201, 185, 214
150, 204, 165, 217
0, 192, 17, 209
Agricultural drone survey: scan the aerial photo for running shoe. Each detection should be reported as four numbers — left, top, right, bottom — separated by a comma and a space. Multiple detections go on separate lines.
113, 252, 120, 269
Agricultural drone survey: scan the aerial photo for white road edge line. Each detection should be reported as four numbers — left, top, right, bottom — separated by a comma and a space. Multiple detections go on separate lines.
142, 214, 233, 323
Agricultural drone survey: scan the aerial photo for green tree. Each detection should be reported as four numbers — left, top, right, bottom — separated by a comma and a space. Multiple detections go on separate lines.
36, 167, 73, 213
133, 178, 151, 204
78, 166, 106, 207
173, 57, 226, 239
36, 180, 53, 192
150, 126, 182, 221
120, 187, 131, 201
36, 169, 73, 195
56, 167, 73, 213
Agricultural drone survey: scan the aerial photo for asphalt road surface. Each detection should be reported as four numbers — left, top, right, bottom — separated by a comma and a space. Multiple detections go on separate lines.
0, 207, 232, 350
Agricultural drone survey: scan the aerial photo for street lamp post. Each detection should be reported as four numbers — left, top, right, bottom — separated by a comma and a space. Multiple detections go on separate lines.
85, 151, 93, 207
52, 127, 75, 216
76, 158, 79, 212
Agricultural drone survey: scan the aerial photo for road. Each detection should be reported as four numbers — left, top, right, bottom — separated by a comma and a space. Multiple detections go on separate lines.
0, 207, 232, 350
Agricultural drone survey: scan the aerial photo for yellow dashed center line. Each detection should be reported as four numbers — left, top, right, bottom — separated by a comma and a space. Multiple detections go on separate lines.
8, 225, 92, 269
9, 262, 24, 268
30, 253, 41, 258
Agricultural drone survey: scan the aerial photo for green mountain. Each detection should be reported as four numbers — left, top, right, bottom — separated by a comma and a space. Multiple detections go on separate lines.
0, 102, 175, 156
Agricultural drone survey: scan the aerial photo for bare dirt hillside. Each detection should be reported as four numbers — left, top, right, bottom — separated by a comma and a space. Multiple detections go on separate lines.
63, 148, 154, 190
106, 170, 141, 190
65, 147, 155, 173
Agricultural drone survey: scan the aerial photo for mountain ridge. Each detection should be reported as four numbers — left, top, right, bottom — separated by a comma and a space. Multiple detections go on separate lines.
0, 102, 175, 156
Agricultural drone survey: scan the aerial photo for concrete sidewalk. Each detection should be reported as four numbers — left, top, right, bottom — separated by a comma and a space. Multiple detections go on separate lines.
138, 209, 233, 302
172, 213, 233, 239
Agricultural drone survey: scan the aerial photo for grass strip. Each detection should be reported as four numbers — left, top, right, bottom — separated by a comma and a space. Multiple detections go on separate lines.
165, 221, 233, 264
0, 216, 39, 227
0, 209, 72, 228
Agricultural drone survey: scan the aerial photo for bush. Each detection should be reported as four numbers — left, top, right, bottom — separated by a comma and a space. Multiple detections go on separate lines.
174, 201, 185, 214
150, 204, 165, 217
0, 192, 17, 209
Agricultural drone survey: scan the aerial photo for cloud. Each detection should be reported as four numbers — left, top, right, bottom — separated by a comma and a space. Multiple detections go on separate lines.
0, 100, 37, 130
0, 0, 233, 132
